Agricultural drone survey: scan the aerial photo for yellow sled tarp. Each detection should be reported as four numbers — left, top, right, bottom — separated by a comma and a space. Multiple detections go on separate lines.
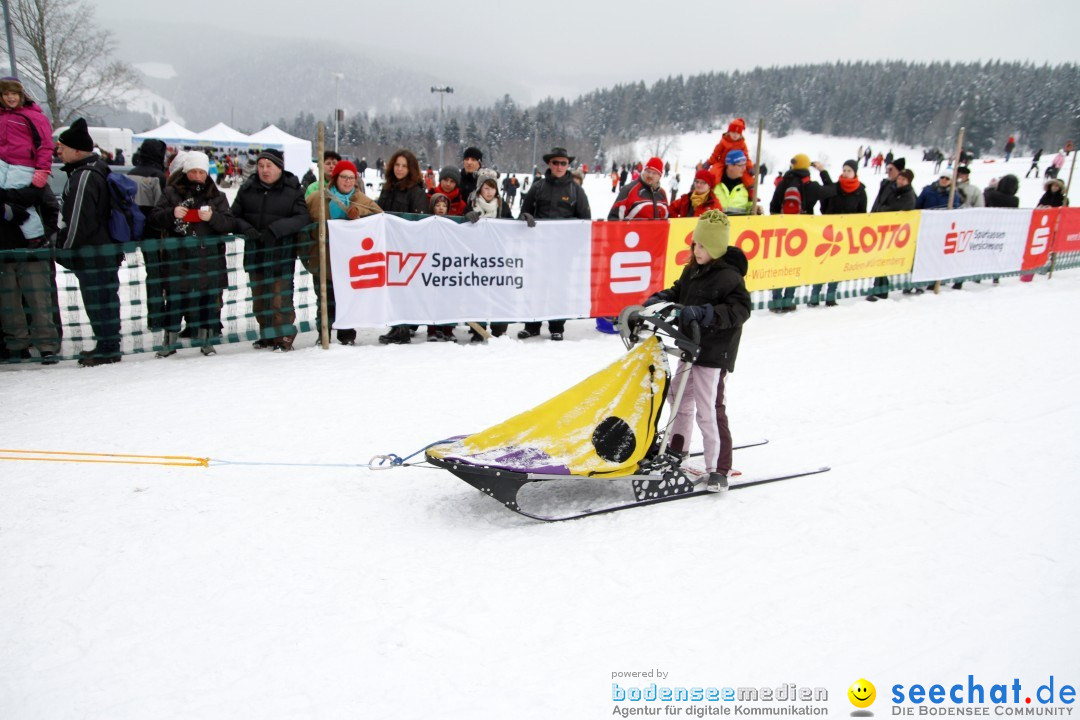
427, 336, 669, 478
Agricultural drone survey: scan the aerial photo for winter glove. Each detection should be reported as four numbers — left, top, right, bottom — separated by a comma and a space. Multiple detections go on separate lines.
643, 293, 664, 307
464, 210, 480, 223
346, 204, 362, 220
32, 169, 50, 188
244, 228, 262, 243
678, 304, 714, 329
521, 212, 536, 228
2, 204, 30, 224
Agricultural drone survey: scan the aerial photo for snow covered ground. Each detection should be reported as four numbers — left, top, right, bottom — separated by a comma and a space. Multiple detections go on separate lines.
2, 256, 1078, 717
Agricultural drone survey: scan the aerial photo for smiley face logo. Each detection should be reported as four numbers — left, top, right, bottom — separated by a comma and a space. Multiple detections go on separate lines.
848, 679, 876, 709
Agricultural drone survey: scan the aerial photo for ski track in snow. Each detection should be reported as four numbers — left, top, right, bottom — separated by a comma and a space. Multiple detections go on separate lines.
2, 131, 1079, 718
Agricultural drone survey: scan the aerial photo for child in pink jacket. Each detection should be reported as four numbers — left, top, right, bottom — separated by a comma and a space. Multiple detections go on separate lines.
0, 76, 54, 240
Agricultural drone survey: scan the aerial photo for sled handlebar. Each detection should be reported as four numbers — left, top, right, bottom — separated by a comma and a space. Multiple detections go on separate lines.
621, 303, 701, 362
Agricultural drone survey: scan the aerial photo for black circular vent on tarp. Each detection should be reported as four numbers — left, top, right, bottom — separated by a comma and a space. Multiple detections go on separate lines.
592, 416, 636, 463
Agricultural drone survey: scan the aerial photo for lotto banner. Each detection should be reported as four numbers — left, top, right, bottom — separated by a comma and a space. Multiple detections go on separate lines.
1052, 207, 1080, 253
912, 209, 1033, 282
329, 214, 592, 327
663, 212, 920, 292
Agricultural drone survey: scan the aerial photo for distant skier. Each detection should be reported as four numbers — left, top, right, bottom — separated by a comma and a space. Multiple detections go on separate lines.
1025, 148, 1043, 178
1004, 136, 1016, 162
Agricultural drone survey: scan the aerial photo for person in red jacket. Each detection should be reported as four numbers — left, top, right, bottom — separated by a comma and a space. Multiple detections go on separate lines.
429, 166, 466, 215
607, 156, 669, 219
706, 118, 756, 196
668, 169, 721, 218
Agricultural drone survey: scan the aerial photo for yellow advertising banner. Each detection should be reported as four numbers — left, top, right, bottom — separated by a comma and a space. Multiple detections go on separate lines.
663, 212, 921, 291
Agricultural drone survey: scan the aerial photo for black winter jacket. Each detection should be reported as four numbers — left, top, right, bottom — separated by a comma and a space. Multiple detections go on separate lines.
376, 181, 428, 214
520, 171, 591, 219
769, 169, 823, 214
150, 175, 236, 292
231, 171, 310, 276
819, 177, 868, 214
872, 182, 916, 212
652, 247, 751, 372
57, 154, 121, 269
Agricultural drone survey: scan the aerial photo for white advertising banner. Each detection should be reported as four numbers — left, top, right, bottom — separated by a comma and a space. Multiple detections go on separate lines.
328, 214, 593, 327
911, 208, 1033, 282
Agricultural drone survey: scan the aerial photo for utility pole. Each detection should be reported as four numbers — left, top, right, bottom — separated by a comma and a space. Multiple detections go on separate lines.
431, 85, 453, 169
332, 72, 344, 153
2, 0, 17, 78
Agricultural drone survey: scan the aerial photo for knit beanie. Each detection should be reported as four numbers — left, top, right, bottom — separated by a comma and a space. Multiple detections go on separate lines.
725, 149, 747, 165
439, 166, 461, 184
728, 118, 746, 134
58, 118, 94, 152
843, 159, 859, 175
476, 167, 498, 188
889, 157, 906, 172
898, 169, 915, 183
693, 209, 731, 259
182, 151, 210, 174
463, 146, 483, 162
694, 169, 713, 185
429, 192, 451, 212
257, 148, 285, 169
331, 159, 358, 182
645, 157, 664, 174
791, 153, 811, 171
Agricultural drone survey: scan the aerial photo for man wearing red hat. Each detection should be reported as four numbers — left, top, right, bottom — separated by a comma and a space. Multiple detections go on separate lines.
607, 156, 669, 219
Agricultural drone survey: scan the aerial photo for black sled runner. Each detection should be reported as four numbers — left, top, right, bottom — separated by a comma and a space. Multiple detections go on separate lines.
425, 304, 828, 521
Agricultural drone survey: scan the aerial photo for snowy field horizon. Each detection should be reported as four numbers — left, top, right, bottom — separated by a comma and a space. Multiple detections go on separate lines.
2, 125, 1078, 718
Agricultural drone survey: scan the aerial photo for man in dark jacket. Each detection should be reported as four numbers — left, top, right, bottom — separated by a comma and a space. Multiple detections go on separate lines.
867, 168, 918, 300
768, 153, 823, 311
517, 147, 592, 341
871, 157, 904, 212
55, 118, 123, 366
459, 146, 483, 203
231, 149, 311, 351
128, 139, 168, 329
916, 172, 963, 210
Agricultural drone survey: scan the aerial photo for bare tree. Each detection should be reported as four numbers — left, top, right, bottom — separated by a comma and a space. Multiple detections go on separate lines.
1, 0, 139, 124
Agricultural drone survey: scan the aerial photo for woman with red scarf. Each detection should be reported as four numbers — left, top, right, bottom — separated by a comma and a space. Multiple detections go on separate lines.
810, 159, 867, 307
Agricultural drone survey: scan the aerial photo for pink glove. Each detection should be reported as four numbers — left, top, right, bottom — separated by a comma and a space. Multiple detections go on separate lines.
32, 169, 49, 188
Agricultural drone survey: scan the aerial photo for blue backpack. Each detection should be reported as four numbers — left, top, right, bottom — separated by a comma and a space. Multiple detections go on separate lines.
104, 172, 145, 243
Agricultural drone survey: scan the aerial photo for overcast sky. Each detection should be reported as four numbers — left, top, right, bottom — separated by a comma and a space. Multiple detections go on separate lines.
95, 0, 1079, 105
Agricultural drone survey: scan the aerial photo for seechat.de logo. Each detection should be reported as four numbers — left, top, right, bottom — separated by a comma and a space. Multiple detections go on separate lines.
850, 678, 877, 716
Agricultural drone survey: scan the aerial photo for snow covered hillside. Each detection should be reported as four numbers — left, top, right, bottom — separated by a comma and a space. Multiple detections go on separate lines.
2, 259, 1078, 717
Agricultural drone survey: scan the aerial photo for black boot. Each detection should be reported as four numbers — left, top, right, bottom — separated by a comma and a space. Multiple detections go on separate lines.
379, 326, 411, 345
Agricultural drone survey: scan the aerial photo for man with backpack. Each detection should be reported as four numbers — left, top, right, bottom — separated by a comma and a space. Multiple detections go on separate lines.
767, 153, 823, 312
55, 118, 124, 366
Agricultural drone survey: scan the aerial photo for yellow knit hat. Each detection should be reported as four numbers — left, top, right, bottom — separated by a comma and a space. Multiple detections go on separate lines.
693, 210, 730, 259
791, 153, 811, 171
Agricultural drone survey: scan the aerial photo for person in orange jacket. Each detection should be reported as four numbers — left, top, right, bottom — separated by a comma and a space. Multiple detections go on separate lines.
706, 118, 756, 198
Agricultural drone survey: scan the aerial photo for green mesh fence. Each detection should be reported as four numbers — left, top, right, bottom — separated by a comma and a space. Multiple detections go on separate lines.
0, 230, 320, 363
2, 227, 1078, 364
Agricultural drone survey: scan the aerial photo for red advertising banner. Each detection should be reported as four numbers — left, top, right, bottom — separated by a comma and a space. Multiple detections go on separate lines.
1022, 208, 1057, 272
1052, 207, 1080, 253
589, 220, 670, 317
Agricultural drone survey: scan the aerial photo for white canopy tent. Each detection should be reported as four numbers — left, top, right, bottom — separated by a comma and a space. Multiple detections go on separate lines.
246, 125, 313, 180
131, 120, 201, 146
195, 122, 255, 149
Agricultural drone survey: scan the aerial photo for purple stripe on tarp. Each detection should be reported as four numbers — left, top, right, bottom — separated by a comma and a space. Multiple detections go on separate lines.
440, 445, 572, 475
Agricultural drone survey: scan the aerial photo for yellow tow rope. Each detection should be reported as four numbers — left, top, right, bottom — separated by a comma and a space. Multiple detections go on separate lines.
0, 448, 209, 468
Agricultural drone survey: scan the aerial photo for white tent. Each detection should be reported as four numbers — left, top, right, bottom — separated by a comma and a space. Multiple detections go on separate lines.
246, 125, 313, 180
195, 122, 254, 148
132, 120, 201, 146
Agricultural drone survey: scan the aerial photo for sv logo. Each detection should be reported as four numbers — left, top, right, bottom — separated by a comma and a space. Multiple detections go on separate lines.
349, 237, 426, 289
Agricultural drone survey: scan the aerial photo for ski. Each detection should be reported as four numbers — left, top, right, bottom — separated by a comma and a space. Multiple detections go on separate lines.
688, 437, 768, 458
510, 466, 830, 522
